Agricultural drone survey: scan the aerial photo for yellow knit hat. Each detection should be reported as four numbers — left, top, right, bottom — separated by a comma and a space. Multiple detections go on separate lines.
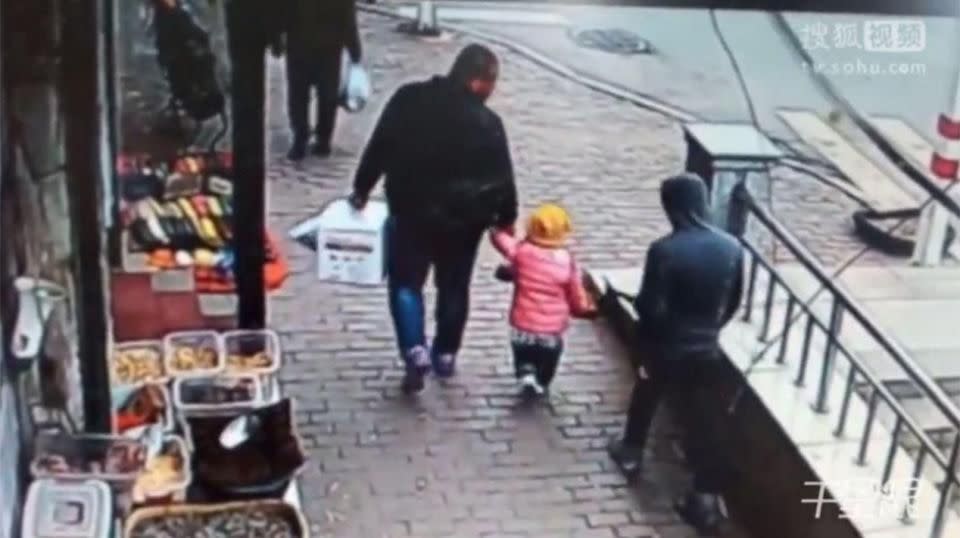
526, 203, 572, 248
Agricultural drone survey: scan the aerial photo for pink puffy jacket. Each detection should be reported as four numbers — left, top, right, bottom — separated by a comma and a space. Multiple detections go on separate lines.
491, 230, 593, 335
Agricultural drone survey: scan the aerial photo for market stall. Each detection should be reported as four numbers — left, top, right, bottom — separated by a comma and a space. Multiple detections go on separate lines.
107, 0, 286, 340
21, 329, 308, 536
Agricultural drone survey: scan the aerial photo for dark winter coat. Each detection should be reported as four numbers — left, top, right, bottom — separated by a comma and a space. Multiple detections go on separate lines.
633, 173, 744, 359
285, 0, 361, 61
353, 76, 518, 236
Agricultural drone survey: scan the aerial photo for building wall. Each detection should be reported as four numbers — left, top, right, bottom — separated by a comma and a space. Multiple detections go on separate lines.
0, 0, 98, 534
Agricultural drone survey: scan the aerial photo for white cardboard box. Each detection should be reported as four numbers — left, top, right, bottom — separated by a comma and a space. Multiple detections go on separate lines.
315, 199, 388, 286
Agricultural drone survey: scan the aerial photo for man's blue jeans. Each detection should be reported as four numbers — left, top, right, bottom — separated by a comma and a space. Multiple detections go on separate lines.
386, 218, 482, 363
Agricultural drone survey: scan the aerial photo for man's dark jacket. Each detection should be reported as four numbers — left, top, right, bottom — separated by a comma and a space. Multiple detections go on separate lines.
633, 173, 744, 359
284, 0, 361, 61
353, 76, 518, 236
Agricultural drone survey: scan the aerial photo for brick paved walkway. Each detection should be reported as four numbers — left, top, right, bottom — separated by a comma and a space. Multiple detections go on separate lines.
263, 13, 864, 538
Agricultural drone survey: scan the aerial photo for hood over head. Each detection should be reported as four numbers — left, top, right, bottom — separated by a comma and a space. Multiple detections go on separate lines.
660, 173, 711, 231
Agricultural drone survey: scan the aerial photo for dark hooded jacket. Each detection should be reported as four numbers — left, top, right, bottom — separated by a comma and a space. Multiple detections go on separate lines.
633, 173, 744, 359
352, 76, 518, 237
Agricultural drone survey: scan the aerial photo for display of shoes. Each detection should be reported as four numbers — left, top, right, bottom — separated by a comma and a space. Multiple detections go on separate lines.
117, 151, 289, 291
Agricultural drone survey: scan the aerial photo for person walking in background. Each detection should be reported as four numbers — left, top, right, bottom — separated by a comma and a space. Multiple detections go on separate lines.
348, 44, 518, 395
607, 173, 744, 535
284, 0, 361, 161
490, 203, 597, 398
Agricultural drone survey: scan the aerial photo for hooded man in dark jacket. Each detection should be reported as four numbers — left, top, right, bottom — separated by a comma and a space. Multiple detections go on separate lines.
349, 44, 518, 394
608, 173, 744, 535
283, 0, 361, 161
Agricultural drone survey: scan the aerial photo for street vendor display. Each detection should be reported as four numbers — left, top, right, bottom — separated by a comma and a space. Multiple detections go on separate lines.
117, 152, 289, 292
23, 324, 305, 536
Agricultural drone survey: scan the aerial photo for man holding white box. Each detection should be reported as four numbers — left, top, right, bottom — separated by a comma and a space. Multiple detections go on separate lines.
349, 44, 518, 394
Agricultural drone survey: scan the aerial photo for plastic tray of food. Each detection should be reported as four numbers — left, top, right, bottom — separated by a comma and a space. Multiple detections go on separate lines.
112, 383, 175, 436
125, 499, 306, 538
163, 330, 222, 378
112, 340, 167, 386
172, 375, 263, 415
31, 432, 147, 484
133, 435, 192, 505
222, 329, 281, 376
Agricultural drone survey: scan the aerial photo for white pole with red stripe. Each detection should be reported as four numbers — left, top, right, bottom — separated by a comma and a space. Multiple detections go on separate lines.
912, 42, 960, 266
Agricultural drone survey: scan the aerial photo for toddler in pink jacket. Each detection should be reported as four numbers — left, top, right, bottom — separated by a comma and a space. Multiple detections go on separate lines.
491, 203, 596, 397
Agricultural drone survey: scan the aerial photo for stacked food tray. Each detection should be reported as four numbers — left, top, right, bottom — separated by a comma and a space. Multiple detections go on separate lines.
74, 327, 303, 534
110, 341, 174, 437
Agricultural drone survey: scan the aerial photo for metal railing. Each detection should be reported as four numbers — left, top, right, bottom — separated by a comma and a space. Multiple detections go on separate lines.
737, 191, 960, 538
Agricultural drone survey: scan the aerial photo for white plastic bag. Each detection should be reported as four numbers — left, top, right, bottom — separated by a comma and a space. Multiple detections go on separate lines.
338, 49, 371, 113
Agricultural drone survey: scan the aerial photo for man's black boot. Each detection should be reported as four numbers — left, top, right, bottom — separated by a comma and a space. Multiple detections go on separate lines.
287, 139, 307, 161
674, 493, 724, 536
310, 142, 332, 158
401, 367, 425, 395
607, 437, 644, 477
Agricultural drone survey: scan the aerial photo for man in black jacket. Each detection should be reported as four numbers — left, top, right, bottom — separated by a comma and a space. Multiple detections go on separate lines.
349, 44, 518, 394
284, 0, 362, 161
608, 173, 744, 535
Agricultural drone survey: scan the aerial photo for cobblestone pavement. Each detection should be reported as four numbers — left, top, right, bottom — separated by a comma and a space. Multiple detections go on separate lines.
264, 12, 874, 538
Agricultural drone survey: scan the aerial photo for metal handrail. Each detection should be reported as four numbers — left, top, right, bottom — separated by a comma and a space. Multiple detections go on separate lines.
738, 192, 960, 536
743, 195, 960, 430
741, 241, 956, 475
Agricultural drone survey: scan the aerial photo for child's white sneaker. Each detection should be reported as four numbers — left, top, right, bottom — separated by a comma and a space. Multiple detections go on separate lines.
520, 373, 544, 398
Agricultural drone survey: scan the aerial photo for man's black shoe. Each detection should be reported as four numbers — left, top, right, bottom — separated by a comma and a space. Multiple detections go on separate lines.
287, 140, 307, 161
607, 437, 643, 477
401, 369, 425, 395
674, 493, 724, 536
310, 142, 332, 158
